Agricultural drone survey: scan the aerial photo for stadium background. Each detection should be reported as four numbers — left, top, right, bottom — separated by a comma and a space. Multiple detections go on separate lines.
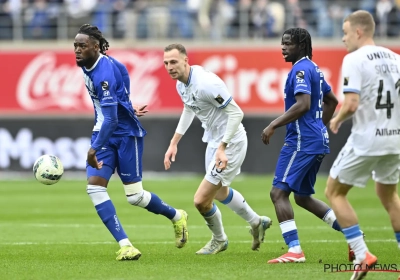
0, 0, 400, 177
1, 2, 400, 280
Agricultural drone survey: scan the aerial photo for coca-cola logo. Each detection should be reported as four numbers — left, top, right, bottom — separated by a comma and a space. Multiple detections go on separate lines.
16, 51, 163, 111
17, 52, 91, 111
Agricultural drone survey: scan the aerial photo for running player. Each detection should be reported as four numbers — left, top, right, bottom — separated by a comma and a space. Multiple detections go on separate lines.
325, 10, 400, 280
163, 43, 272, 255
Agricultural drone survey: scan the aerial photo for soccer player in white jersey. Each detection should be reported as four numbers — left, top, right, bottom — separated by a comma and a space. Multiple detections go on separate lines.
325, 10, 400, 280
163, 43, 272, 255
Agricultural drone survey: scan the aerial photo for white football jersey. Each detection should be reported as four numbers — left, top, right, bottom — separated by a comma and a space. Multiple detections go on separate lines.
176, 65, 245, 148
342, 45, 400, 156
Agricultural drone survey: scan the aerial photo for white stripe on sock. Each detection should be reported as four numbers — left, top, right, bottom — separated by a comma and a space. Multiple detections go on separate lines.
86, 185, 110, 206
280, 220, 297, 234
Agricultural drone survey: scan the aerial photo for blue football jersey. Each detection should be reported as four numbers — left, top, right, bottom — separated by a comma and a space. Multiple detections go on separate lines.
108, 56, 130, 94
283, 57, 331, 154
81, 54, 146, 137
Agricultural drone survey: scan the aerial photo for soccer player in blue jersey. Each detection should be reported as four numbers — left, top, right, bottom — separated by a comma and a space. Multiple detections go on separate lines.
74, 24, 188, 261
261, 28, 340, 263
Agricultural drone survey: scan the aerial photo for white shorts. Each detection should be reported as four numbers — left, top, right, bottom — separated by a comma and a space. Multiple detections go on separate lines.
329, 144, 400, 187
204, 136, 247, 187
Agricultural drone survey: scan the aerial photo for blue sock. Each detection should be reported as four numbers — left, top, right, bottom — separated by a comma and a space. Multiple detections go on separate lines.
283, 229, 299, 247
395, 232, 400, 246
95, 200, 128, 242
280, 220, 301, 253
342, 224, 362, 241
145, 192, 177, 219
332, 220, 341, 231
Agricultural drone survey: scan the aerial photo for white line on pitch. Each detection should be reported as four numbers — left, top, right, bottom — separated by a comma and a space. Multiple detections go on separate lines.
0, 239, 395, 246
0, 223, 393, 231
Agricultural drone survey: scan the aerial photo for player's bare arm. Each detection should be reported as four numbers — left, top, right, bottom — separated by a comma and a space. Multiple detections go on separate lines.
164, 105, 195, 170
164, 132, 183, 170
322, 91, 339, 125
329, 92, 359, 134
262, 93, 310, 145
216, 100, 244, 170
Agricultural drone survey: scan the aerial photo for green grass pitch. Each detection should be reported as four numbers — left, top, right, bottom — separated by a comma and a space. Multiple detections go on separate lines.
0, 175, 398, 280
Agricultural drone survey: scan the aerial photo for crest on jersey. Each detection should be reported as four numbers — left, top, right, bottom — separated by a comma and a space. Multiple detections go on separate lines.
296, 71, 305, 79
344, 77, 349, 86
101, 81, 109, 90
215, 94, 225, 105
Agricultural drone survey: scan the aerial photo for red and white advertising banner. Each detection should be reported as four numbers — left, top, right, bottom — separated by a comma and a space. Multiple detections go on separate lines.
2, 47, 399, 116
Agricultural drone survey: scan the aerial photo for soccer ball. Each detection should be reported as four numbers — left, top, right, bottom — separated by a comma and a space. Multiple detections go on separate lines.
33, 155, 64, 185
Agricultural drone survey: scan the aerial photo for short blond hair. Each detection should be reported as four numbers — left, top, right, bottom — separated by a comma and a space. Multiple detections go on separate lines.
344, 10, 375, 37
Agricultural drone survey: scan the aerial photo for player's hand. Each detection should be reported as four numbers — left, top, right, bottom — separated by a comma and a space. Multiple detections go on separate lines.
87, 148, 103, 169
133, 104, 149, 117
164, 145, 178, 170
215, 148, 228, 171
261, 124, 274, 145
329, 117, 342, 134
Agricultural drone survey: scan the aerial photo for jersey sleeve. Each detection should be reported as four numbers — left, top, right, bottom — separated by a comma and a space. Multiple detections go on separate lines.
292, 66, 312, 96
94, 66, 118, 107
201, 78, 232, 108
341, 54, 362, 94
322, 79, 332, 95
110, 57, 130, 93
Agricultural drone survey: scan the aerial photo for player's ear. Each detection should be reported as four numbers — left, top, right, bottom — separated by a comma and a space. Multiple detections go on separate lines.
355, 27, 362, 39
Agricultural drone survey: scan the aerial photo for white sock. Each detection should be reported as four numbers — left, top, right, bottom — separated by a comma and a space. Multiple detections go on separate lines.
220, 188, 260, 227
118, 238, 132, 247
398, 243, 400, 249
86, 185, 110, 206
280, 220, 302, 254
348, 235, 368, 262
171, 210, 182, 222
203, 204, 227, 241
323, 209, 336, 227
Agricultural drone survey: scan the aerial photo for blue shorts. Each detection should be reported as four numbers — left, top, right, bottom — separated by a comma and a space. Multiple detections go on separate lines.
272, 146, 325, 196
87, 133, 143, 183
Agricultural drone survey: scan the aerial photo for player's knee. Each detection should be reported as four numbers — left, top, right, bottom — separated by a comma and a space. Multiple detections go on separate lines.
270, 187, 287, 204
124, 182, 147, 206
294, 195, 309, 207
270, 188, 278, 203
127, 191, 145, 205
325, 182, 345, 201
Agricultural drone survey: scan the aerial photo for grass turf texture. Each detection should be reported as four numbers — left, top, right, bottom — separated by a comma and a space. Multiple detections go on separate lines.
0, 176, 398, 280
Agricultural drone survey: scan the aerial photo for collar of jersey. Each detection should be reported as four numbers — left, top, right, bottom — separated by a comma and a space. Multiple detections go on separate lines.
293, 56, 309, 66
84, 54, 104, 72
185, 67, 193, 87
